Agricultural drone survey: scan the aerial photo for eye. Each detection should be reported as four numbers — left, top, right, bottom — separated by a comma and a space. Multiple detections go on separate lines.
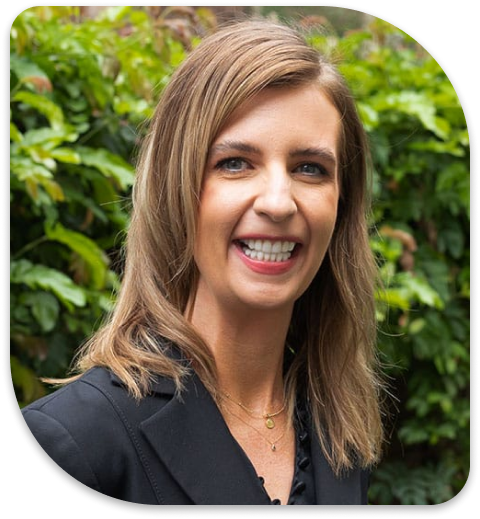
293, 163, 328, 177
215, 157, 250, 172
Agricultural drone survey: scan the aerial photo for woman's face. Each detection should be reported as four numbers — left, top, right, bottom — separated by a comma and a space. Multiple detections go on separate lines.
193, 84, 340, 313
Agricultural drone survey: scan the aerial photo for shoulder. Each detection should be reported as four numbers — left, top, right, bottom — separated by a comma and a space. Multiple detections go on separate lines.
21, 369, 116, 492
21, 367, 171, 497
23, 367, 126, 429
22, 366, 177, 446
23, 366, 175, 420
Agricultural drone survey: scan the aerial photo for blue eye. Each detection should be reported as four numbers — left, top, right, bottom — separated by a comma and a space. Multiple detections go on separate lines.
215, 158, 249, 172
294, 163, 327, 176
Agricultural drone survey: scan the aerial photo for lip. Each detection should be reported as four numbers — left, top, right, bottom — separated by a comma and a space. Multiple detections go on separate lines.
232, 235, 302, 275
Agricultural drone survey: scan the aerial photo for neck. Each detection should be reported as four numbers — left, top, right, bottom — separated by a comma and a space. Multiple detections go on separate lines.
188, 292, 293, 411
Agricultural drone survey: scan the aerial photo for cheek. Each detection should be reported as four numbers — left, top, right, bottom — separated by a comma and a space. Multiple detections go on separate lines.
195, 186, 242, 258
308, 190, 339, 229
306, 195, 339, 259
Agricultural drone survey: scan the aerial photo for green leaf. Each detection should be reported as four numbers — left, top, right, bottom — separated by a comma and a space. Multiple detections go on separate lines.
374, 91, 449, 140
375, 287, 410, 311
11, 156, 53, 181
409, 318, 426, 335
18, 127, 78, 150
438, 227, 464, 259
13, 91, 65, 130
10, 122, 23, 142
408, 139, 465, 157
11, 259, 86, 310
11, 156, 64, 202
10, 54, 50, 84
45, 222, 110, 289
20, 291, 60, 332
76, 146, 135, 190
398, 424, 430, 445
50, 147, 81, 164
434, 423, 457, 441
397, 273, 445, 309
357, 102, 379, 131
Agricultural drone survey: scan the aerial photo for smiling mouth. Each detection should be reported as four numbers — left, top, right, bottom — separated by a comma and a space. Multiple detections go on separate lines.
235, 239, 299, 262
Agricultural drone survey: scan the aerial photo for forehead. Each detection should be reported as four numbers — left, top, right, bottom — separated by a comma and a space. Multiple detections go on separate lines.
212, 85, 341, 152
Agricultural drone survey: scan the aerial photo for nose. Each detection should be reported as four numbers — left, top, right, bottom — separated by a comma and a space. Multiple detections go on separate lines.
253, 167, 297, 222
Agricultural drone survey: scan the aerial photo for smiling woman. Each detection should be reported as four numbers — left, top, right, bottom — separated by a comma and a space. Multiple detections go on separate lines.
22, 20, 383, 505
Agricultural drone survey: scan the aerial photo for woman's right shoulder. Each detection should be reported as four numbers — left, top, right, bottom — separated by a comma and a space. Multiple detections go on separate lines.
21, 367, 137, 493
21, 367, 173, 446
21, 366, 153, 446
22, 367, 123, 423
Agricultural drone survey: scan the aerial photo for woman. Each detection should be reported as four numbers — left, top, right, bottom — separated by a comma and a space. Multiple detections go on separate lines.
22, 20, 383, 505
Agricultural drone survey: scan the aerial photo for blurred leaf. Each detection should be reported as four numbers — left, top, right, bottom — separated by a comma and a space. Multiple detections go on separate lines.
50, 147, 81, 164
13, 91, 65, 130
20, 291, 60, 333
10, 122, 23, 142
11, 259, 86, 309
45, 222, 110, 289
375, 287, 410, 311
10, 356, 46, 406
10, 54, 52, 91
76, 146, 135, 190
11, 155, 64, 202
370, 461, 456, 504
396, 273, 444, 309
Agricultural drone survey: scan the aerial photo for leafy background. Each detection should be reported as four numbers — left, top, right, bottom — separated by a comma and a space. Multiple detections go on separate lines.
10, 6, 469, 505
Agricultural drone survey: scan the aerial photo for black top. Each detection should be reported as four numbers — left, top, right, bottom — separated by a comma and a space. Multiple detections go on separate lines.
21, 367, 370, 504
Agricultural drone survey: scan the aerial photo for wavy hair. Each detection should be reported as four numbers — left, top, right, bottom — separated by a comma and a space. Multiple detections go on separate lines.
68, 20, 383, 474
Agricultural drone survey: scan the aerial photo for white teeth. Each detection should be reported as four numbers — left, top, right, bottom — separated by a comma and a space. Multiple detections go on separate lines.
242, 239, 296, 254
245, 248, 290, 262
271, 241, 282, 253
240, 238, 297, 262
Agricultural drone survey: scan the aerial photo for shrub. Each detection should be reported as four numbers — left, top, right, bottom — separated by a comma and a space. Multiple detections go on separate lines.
10, 6, 210, 403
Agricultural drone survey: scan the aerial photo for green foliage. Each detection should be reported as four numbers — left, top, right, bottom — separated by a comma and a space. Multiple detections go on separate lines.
261, 6, 367, 35
10, 6, 200, 405
10, 8, 469, 504
368, 461, 458, 505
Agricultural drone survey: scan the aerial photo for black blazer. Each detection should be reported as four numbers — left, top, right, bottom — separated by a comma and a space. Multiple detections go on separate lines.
22, 367, 369, 505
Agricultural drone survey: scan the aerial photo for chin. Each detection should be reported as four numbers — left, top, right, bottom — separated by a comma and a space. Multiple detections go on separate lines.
233, 287, 300, 313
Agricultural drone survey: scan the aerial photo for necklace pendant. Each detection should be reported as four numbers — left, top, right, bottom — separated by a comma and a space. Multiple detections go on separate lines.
271, 444, 276, 452
265, 417, 275, 429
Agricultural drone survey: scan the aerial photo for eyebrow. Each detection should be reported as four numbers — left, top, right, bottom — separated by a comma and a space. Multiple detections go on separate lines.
210, 140, 337, 167
209, 140, 261, 156
289, 147, 337, 168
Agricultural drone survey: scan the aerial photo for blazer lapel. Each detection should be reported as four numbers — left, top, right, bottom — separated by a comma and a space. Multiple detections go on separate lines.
139, 372, 271, 505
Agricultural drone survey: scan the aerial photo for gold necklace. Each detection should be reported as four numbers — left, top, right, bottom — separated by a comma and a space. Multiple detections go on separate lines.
220, 391, 286, 429
223, 405, 289, 452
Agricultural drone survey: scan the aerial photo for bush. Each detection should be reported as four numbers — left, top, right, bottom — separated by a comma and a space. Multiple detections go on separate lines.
10, 7, 469, 504
10, 6, 210, 403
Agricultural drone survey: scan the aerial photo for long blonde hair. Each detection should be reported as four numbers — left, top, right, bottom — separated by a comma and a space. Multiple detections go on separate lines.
70, 20, 383, 474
